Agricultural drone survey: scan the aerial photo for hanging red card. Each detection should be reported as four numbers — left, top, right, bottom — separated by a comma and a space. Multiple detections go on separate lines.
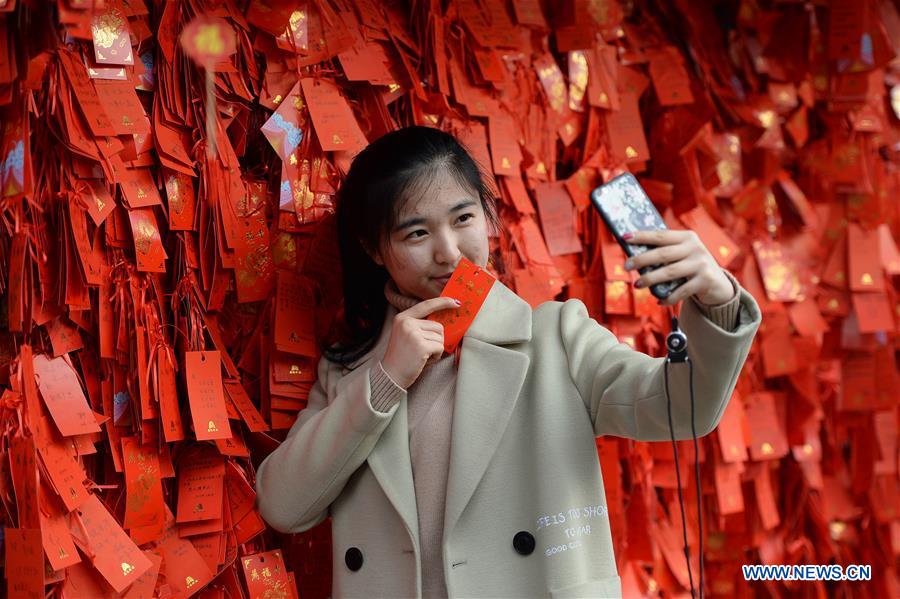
743, 392, 789, 460
156, 507, 216, 597
677, 207, 740, 268
751, 238, 802, 302
604, 92, 650, 163
5, 528, 44, 599
185, 351, 233, 441
241, 550, 293, 599
91, 3, 134, 65
121, 436, 165, 530
176, 444, 225, 523
426, 257, 496, 353
488, 113, 522, 176
648, 46, 694, 106
223, 380, 269, 433
533, 181, 583, 256
127, 207, 167, 273
32, 354, 101, 437
76, 494, 152, 592
847, 222, 885, 292
9, 434, 40, 528
300, 77, 368, 153
273, 271, 318, 357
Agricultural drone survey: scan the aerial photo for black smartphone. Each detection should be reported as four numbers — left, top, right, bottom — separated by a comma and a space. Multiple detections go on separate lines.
589, 172, 687, 301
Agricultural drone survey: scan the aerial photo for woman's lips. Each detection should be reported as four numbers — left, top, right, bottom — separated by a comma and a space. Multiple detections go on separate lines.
433, 275, 451, 287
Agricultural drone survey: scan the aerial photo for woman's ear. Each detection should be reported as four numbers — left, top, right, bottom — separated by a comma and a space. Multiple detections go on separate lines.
361, 240, 384, 266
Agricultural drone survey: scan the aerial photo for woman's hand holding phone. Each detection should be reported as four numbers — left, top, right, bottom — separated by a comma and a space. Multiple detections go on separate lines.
380, 296, 462, 389
622, 229, 735, 307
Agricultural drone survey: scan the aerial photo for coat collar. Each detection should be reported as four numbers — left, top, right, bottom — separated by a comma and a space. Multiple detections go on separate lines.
361, 279, 533, 555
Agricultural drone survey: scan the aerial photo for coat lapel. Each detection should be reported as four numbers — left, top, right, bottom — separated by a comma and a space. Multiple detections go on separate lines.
361, 281, 532, 551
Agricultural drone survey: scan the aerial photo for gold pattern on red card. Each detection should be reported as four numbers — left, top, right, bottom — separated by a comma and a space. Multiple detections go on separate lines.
121, 436, 165, 530
91, 3, 133, 66
751, 238, 802, 302
127, 207, 167, 273
185, 351, 233, 441
241, 550, 292, 599
426, 257, 496, 353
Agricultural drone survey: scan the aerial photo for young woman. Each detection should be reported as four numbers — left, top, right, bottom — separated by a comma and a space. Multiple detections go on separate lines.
256, 126, 762, 598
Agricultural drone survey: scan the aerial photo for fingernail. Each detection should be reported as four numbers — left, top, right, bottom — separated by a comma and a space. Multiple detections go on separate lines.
622, 232, 633, 240
624, 259, 634, 270
453, 299, 462, 305
634, 280, 644, 288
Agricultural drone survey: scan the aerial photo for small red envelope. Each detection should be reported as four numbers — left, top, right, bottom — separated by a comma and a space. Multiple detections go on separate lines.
427, 257, 496, 354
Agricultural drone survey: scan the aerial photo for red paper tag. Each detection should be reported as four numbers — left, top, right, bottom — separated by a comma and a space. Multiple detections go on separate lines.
9, 434, 40, 529
185, 351, 233, 441
5, 528, 44, 599
76, 495, 153, 592
426, 257, 496, 353
127, 207, 167, 273
176, 444, 225, 524
32, 354, 101, 437
156, 508, 216, 597
38, 483, 81, 570
241, 550, 292, 599
300, 77, 368, 153
533, 181, 583, 256
223, 380, 269, 433
121, 436, 165, 530
488, 113, 522, 175
273, 271, 318, 357
91, 3, 134, 65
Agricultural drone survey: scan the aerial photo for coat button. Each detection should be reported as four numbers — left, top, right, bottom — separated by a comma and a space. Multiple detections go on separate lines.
513, 531, 535, 556
345, 547, 363, 571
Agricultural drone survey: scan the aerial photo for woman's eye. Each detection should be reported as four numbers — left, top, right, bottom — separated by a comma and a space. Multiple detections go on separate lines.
458, 213, 474, 223
407, 230, 427, 239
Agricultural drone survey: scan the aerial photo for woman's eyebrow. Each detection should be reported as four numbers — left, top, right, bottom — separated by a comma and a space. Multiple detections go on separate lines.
394, 200, 477, 232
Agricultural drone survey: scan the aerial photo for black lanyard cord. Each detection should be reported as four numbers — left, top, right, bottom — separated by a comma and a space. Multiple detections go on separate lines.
664, 311, 703, 599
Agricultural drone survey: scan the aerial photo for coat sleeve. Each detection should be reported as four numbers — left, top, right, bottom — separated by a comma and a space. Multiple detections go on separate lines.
558, 275, 762, 441
255, 356, 406, 533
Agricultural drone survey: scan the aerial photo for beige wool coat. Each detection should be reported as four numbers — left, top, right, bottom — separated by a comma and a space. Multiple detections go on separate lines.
256, 274, 762, 598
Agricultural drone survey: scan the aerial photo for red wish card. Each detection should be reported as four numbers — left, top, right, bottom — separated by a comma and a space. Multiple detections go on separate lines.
300, 78, 368, 153
241, 550, 292, 599
426, 257, 496, 353
5, 528, 44, 599
91, 2, 134, 65
185, 351, 233, 441
76, 494, 152, 592
176, 444, 225, 524
32, 354, 101, 437
121, 436, 165, 530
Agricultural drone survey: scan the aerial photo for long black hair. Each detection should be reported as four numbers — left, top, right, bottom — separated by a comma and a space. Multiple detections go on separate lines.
321, 126, 501, 367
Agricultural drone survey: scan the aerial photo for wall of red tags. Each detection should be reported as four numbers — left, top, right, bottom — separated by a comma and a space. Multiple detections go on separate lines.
0, 0, 898, 597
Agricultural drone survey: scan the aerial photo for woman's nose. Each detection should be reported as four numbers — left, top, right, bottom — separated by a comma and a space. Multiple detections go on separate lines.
433, 231, 461, 265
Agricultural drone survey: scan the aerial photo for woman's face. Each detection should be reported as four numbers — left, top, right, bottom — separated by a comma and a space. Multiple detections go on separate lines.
370, 166, 491, 300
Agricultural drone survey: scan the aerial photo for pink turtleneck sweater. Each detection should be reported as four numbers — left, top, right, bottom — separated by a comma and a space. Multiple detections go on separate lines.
366, 272, 743, 598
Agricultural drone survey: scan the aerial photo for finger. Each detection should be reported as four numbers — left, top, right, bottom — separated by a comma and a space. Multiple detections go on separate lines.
416, 320, 444, 334
635, 258, 698, 289
625, 229, 691, 246
421, 331, 443, 344
403, 296, 462, 319
625, 242, 691, 271
658, 277, 703, 306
